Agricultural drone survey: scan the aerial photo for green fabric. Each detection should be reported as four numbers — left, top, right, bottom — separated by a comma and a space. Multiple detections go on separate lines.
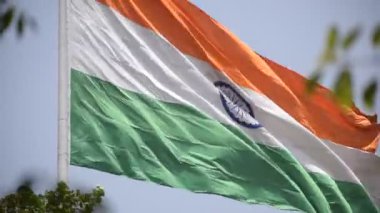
70, 69, 377, 213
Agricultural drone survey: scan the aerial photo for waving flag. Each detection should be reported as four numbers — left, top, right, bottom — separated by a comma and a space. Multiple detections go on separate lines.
64, 0, 380, 212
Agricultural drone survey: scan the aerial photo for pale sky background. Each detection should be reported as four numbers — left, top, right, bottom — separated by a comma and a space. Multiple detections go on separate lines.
0, 0, 379, 212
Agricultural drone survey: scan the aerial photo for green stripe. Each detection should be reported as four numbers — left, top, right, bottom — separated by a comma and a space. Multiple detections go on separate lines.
70, 69, 377, 213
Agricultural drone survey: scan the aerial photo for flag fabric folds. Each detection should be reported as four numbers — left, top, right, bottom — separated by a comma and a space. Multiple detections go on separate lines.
67, 0, 380, 212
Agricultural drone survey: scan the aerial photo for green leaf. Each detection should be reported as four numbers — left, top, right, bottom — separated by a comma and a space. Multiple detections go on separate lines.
328, 26, 338, 51
0, 7, 14, 35
333, 68, 353, 107
373, 25, 380, 47
342, 27, 360, 50
16, 14, 24, 37
320, 26, 339, 64
363, 81, 377, 109
306, 72, 321, 94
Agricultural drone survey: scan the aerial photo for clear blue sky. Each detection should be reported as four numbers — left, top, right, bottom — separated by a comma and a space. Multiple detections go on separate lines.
0, 0, 379, 212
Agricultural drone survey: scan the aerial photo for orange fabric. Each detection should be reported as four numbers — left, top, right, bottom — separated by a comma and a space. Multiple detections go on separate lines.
97, 0, 379, 152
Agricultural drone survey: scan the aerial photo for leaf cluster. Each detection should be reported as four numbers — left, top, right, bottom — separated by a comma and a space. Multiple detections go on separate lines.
0, 0, 36, 38
0, 182, 104, 213
307, 25, 380, 109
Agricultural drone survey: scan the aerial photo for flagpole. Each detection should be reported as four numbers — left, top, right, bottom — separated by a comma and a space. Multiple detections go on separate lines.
58, 0, 69, 182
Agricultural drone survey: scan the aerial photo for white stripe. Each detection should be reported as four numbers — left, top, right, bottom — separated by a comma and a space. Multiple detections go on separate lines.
323, 141, 380, 205
68, 0, 380, 201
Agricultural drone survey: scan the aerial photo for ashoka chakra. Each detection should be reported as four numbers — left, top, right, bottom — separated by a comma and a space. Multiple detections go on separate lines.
215, 81, 261, 128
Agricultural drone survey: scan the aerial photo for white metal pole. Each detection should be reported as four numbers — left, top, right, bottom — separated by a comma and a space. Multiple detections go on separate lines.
58, 0, 69, 182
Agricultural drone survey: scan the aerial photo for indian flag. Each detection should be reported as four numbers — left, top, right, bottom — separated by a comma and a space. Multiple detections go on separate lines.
65, 0, 380, 212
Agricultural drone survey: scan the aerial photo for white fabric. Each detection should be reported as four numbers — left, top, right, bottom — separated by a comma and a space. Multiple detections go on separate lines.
324, 141, 380, 205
